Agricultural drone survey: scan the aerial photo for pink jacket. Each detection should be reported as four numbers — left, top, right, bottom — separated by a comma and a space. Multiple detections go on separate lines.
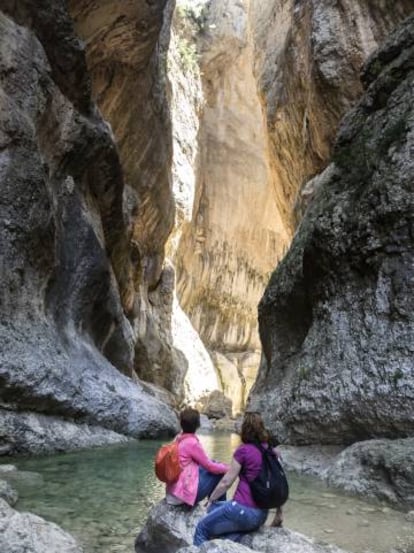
166, 433, 229, 506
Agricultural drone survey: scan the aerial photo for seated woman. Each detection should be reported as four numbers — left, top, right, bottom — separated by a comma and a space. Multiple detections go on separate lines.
166, 407, 229, 507
193, 412, 282, 545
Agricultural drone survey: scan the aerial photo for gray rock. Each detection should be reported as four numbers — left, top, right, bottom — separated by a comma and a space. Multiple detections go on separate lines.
0, 1, 179, 447
280, 439, 414, 510
0, 409, 133, 456
0, 479, 18, 506
136, 500, 349, 553
325, 438, 414, 510
0, 498, 83, 553
250, 14, 414, 445
197, 390, 233, 419
279, 445, 344, 478
248, 527, 347, 553
0, 464, 17, 473
135, 500, 204, 553
178, 540, 254, 553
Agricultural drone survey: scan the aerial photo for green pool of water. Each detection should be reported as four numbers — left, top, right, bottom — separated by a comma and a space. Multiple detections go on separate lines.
4, 432, 413, 553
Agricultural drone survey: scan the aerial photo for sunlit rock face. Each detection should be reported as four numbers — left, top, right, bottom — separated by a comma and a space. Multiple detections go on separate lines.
250, 14, 414, 444
0, 1, 178, 446
170, 0, 291, 410
165, 1, 267, 413
176, 0, 291, 352
168, 0, 413, 412
251, 0, 414, 225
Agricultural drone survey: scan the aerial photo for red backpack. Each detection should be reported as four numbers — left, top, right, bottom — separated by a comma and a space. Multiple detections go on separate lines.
154, 438, 182, 484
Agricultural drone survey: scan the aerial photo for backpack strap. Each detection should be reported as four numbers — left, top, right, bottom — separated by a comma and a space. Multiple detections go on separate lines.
241, 442, 270, 481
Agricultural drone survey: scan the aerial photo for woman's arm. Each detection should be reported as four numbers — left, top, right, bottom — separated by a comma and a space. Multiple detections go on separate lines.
190, 440, 229, 473
208, 457, 241, 503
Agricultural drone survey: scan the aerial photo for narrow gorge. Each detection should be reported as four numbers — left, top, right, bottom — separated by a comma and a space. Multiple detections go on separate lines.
0, 0, 414, 551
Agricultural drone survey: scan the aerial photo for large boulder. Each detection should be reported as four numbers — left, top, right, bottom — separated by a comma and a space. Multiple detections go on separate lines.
250, 13, 414, 445
280, 438, 414, 510
135, 500, 204, 553
0, 409, 132, 456
135, 499, 349, 553
0, 498, 83, 553
325, 438, 414, 510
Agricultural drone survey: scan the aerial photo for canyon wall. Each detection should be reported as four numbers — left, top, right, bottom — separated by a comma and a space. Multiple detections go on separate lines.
250, 13, 414, 444
171, 0, 292, 414
0, 0, 178, 453
251, 0, 414, 225
1, 0, 413, 449
169, 0, 413, 414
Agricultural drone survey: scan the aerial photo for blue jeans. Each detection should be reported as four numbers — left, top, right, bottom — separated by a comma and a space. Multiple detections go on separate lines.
193, 500, 268, 545
195, 467, 226, 504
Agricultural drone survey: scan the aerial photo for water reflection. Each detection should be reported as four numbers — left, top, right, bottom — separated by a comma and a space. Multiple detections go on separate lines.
3, 433, 413, 553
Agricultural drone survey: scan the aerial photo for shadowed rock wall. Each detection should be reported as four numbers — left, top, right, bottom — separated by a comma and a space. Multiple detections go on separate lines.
249, 14, 414, 444
68, 0, 189, 395
0, 0, 178, 449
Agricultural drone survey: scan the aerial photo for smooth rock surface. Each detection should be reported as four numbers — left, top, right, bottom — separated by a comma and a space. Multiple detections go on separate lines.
135, 500, 204, 553
0, 498, 83, 553
280, 439, 414, 510
136, 499, 349, 553
69, 0, 187, 390
177, 541, 253, 553
0, 408, 132, 456
325, 438, 414, 510
250, 13, 414, 445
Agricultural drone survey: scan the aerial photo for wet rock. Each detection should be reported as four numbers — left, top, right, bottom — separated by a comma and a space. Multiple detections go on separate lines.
0, 479, 18, 506
0, 464, 17, 473
0, 498, 83, 553
280, 439, 414, 510
135, 500, 349, 553
250, 13, 414, 445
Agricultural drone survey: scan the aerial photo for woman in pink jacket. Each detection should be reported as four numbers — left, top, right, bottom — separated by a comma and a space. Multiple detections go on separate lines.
166, 408, 229, 507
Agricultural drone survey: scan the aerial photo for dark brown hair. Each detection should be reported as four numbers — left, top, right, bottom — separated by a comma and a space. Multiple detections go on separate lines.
180, 407, 200, 433
240, 412, 268, 444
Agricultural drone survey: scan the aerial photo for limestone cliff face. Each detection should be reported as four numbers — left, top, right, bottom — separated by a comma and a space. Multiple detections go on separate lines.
175, 0, 290, 355
251, 0, 414, 225
249, 14, 414, 444
169, 0, 291, 413
168, 0, 413, 414
0, 0, 178, 451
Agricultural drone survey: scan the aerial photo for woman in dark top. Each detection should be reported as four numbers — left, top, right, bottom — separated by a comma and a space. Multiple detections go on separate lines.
193, 412, 282, 545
